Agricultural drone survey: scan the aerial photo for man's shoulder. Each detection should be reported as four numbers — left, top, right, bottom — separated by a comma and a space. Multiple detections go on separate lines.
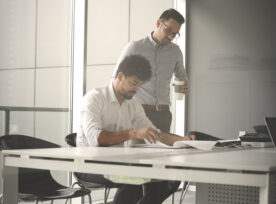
84, 86, 109, 101
167, 41, 181, 50
164, 42, 182, 56
129, 36, 151, 47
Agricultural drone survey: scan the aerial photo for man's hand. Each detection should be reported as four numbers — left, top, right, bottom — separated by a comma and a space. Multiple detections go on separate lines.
181, 134, 196, 147
131, 127, 160, 143
183, 134, 196, 141
158, 132, 195, 146
182, 80, 189, 95
172, 80, 189, 95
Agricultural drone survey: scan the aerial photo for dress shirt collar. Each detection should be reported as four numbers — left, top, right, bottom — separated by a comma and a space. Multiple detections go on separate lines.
108, 82, 118, 103
108, 81, 130, 105
148, 32, 159, 47
148, 32, 173, 48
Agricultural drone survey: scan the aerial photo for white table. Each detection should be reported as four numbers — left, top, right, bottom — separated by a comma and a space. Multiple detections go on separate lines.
2, 146, 276, 203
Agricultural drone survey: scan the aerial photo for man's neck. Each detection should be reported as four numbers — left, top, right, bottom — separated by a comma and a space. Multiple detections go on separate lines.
151, 31, 160, 45
112, 81, 124, 105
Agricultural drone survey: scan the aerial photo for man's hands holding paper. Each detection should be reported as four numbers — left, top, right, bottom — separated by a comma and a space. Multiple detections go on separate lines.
183, 134, 196, 141
158, 132, 196, 146
132, 127, 196, 146
99, 127, 195, 147
131, 127, 160, 144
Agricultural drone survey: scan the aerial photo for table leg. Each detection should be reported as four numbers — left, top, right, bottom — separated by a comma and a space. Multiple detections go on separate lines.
259, 173, 275, 204
3, 166, 18, 204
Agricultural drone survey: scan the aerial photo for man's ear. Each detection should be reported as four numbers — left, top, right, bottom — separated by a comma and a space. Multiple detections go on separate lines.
156, 19, 162, 28
117, 72, 125, 81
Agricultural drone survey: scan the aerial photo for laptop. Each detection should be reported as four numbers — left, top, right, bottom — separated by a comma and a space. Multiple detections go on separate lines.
264, 117, 276, 150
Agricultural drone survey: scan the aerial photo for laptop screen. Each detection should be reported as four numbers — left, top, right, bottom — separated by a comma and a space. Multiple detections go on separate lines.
264, 117, 276, 150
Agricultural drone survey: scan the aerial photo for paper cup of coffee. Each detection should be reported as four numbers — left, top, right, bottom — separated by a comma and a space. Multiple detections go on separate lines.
174, 78, 185, 100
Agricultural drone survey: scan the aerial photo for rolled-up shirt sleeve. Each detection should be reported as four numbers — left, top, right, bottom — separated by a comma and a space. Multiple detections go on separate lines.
174, 47, 189, 81
78, 90, 103, 147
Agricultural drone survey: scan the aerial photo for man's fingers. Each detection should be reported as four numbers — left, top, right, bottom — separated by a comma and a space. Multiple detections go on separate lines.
146, 135, 156, 144
150, 130, 161, 141
135, 127, 159, 143
182, 84, 189, 93
147, 128, 158, 136
146, 137, 152, 143
190, 135, 196, 140
183, 135, 196, 141
180, 85, 188, 95
146, 129, 160, 143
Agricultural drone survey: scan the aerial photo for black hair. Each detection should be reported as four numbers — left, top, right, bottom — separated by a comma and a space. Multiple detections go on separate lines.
116, 55, 152, 82
159, 8, 185, 24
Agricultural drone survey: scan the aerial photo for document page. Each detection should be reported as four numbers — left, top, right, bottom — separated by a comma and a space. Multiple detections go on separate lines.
133, 139, 240, 150
173, 140, 217, 150
134, 140, 217, 150
133, 141, 174, 148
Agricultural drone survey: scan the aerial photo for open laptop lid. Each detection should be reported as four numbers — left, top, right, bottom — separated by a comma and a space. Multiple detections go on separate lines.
264, 117, 276, 150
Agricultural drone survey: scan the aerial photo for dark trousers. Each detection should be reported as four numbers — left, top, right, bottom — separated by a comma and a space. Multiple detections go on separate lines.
113, 180, 180, 204
75, 173, 180, 204
142, 107, 172, 133
139, 107, 180, 203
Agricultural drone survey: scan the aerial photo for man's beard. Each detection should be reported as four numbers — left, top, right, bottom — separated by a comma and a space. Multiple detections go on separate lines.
121, 90, 136, 100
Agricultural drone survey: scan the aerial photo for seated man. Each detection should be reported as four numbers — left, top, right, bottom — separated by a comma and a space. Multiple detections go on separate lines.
76, 54, 195, 204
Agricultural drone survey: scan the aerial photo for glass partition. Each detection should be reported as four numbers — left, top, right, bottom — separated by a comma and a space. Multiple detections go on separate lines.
0, 0, 71, 145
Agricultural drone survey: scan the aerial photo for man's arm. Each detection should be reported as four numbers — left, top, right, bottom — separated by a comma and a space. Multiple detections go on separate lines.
98, 127, 160, 146
158, 133, 195, 146
174, 47, 189, 95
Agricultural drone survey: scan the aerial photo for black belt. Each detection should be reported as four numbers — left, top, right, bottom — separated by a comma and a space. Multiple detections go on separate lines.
142, 104, 169, 111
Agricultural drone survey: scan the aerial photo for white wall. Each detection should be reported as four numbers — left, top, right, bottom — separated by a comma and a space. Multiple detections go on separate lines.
186, 0, 276, 138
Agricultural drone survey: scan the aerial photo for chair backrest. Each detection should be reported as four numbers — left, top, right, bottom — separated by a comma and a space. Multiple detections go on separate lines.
0, 134, 60, 150
65, 133, 77, 147
0, 134, 61, 193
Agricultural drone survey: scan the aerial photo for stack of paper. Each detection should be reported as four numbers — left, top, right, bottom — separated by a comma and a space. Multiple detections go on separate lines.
134, 140, 241, 151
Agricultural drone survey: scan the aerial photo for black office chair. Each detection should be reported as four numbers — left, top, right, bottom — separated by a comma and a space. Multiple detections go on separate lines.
170, 181, 190, 204
65, 133, 120, 204
0, 134, 92, 204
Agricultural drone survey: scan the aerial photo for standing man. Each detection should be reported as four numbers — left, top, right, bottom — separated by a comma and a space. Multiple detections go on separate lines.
114, 8, 188, 133
77, 55, 194, 204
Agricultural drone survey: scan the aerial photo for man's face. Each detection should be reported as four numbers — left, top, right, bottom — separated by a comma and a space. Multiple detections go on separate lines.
155, 18, 181, 45
119, 75, 144, 100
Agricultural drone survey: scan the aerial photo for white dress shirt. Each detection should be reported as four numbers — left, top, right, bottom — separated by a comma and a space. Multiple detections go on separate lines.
76, 83, 157, 147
